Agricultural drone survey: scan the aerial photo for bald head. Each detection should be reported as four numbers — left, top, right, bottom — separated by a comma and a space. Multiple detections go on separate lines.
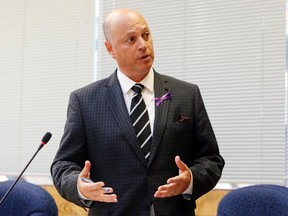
102, 8, 154, 81
103, 9, 147, 42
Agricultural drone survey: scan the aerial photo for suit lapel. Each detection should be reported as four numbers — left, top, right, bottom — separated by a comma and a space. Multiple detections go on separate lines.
104, 71, 148, 166
149, 71, 171, 166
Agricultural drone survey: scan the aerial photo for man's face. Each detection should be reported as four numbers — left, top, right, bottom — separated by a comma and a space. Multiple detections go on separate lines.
105, 12, 154, 81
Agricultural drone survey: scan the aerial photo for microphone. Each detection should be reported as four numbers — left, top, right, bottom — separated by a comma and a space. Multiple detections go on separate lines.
38, 131, 52, 150
0, 132, 52, 205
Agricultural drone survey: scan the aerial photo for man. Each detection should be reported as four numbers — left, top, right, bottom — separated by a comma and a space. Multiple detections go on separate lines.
51, 8, 224, 216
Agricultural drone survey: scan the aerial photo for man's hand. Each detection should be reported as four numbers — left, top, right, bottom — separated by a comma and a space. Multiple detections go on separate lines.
154, 156, 191, 198
77, 160, 118, 202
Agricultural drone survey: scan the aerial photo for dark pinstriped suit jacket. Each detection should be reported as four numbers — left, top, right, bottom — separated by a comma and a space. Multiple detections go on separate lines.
51, 69, 224, 216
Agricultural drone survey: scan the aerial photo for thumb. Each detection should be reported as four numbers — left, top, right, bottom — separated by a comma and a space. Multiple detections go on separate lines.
175, 156, 188, 174
80, 160, 91, 178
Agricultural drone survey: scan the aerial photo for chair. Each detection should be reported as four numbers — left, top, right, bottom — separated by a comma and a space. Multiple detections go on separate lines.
0, 180, 58, 216
217, 184, 288, 216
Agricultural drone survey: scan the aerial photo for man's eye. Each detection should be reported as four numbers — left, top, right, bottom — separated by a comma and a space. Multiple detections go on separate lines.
128, 37, 135, 42
143, 32, 149, 39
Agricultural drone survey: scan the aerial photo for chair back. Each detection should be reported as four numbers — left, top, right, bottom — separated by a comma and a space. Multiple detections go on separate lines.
217, 184, 288, 216
0, 180, 58, 216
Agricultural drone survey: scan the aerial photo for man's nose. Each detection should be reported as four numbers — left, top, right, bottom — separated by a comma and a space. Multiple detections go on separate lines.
137, 38, 147, 50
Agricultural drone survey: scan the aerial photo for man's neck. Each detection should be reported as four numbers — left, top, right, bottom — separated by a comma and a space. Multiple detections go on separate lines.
118, 67, 151, 82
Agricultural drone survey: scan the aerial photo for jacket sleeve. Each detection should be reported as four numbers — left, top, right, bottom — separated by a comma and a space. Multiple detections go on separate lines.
50, 91, 87, 207
189, 85, 225, 200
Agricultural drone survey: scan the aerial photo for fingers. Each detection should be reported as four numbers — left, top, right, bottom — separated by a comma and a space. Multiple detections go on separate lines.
86, 183, 118, 202
77, 160, 118, 203
154, 173, 183, 198
154, 176, 190, 198
80, 179, 118, 202
175, 156, 189, 174
154, 183, 178, 198
80, 160, 91, 178
154, 156, 191, 198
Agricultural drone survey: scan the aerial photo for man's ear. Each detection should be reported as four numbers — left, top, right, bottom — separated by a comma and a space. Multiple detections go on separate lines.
105, 41, 116, 59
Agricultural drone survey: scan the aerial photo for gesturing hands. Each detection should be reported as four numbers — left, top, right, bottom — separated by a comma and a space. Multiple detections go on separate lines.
77, 160, 118, 203
154, 156, 191, 198
77, 156, 190, 202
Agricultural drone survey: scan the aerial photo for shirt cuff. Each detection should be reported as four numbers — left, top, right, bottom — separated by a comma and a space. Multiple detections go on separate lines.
77, 183, 93, 207
77, 184, 90, 200
182, 169, 193, 200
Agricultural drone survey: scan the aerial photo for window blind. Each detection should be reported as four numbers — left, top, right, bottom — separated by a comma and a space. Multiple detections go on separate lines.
0, 0, 286, 186
96, 0, 286, 185
0, 0, 95, 175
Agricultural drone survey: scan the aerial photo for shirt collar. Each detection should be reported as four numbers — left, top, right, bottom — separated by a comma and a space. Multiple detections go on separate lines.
117, 68, 154, 94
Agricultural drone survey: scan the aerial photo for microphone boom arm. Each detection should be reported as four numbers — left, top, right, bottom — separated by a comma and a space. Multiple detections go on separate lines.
0, 132, 52, 205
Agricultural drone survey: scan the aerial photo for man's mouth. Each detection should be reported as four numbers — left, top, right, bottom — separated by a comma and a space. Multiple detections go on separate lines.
139, 54, 150, 60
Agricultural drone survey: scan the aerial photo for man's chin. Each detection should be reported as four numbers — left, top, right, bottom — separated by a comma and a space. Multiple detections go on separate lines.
139, 60, 153, 69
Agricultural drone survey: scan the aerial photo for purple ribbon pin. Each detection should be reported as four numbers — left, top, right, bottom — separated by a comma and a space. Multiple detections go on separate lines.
152, 92, 172, 106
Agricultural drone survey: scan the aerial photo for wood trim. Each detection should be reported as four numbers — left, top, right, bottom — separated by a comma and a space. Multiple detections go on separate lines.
42, 185, 229, 216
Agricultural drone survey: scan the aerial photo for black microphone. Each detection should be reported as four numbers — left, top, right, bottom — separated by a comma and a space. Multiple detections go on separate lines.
0, 132, 52, 205
38, 131, 52, 150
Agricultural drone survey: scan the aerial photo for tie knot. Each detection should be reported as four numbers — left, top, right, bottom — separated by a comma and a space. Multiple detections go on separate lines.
132, 83, 144, 94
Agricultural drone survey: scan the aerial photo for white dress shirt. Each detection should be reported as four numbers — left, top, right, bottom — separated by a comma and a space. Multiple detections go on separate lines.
117, 67, 155, 133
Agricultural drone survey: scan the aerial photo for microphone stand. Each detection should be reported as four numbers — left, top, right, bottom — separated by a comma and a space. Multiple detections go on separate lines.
0, 143, 47, 205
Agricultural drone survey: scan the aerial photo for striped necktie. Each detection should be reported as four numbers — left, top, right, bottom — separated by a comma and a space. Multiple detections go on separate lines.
130, 83, 152, 160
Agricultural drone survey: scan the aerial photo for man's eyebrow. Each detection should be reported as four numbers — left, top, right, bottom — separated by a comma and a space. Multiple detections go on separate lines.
124, 31, 136, 36
124, 28, 149, 38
